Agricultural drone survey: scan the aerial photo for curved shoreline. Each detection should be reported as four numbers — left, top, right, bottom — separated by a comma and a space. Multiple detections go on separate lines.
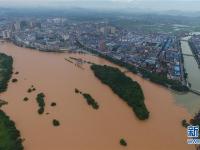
0, 52, 23, 150
0, 52, 13, 93
0, 110, 24, 150
0, 42, 194, 150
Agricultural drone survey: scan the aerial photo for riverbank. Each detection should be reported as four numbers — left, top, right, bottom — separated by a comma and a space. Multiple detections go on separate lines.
188, 40, 200, 68
0, 52, 23, 149
76, 40, 189, 92
0, 52, 13, 92
0, 42, 194, 150
0, 110, 24, 150
11, 40, 75, 53
174, 39, 200, 115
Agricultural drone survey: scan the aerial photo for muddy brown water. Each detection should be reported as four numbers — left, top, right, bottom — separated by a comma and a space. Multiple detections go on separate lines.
0, 42, 194, 150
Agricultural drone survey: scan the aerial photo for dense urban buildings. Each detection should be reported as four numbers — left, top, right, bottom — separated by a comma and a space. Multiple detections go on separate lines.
0, 17, 187, 84
189, 35, 200, 67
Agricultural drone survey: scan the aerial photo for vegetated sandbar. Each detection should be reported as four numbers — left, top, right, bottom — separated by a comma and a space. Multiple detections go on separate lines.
75, 89, 99, 109
91, 64, 149, 120
36, 93, 46, 114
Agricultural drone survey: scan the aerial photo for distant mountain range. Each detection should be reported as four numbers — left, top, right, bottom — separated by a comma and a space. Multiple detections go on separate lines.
0, 4, 200, 19
0, 0, 200, 15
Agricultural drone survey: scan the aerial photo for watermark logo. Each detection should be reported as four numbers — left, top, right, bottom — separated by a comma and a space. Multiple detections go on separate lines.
187, 125, 200, 144
187, 125, 199, 138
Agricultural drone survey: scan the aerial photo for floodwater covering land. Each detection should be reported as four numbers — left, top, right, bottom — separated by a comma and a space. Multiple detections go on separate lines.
0, 42, 194, 150
174, 37, 200, 115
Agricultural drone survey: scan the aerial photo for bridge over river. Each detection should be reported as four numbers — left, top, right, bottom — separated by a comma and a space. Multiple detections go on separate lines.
182, 53, 194, 57
189, 88, 200, 96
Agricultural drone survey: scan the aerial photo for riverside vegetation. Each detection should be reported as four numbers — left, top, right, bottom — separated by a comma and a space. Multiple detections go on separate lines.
0, 53, 24, 149
91, 64, 149, 120
0, 99, 8, 107
0, 53, 13, 92
0, 110, 24, 150
12, 78, 18, 83
76, 41, 189, 92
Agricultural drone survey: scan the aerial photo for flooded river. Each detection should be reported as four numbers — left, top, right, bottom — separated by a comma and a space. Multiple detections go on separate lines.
174, 37, 200, 115
0, 42, 194, 150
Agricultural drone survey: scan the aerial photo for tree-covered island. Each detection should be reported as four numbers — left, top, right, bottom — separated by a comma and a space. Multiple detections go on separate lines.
91, 64, 149, 120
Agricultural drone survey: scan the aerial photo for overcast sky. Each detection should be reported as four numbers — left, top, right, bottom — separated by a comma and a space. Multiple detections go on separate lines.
0, 0, 199, 12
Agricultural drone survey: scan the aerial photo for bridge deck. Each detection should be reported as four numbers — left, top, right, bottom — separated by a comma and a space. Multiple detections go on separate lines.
182, 53, 194, 57
189, 88, 200, 96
